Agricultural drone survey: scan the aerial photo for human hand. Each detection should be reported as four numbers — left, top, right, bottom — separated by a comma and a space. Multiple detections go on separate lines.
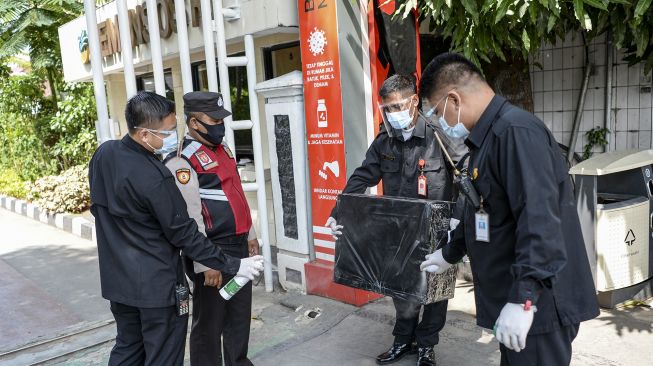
419, 249, 453, 274
325, 217, 343, 240
494, 302, 537, 352
248, 239, 260, 257
237, 255, 264, 280
203, 269, 222, 287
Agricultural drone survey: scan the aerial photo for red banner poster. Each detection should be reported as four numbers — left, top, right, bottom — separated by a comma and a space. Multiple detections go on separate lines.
298, 0, 347, 264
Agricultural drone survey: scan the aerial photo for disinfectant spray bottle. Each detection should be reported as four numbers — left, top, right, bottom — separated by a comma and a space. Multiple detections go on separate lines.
219, 275, 250, 300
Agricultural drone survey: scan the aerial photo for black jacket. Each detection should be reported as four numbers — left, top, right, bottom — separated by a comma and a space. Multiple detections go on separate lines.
332, 114, 455, 218
89, 135, 240, 308
443, 96, 600, 334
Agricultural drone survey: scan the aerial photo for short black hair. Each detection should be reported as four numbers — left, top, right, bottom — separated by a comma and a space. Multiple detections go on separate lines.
419, 53, 485, 100
125, 91, 176, 133
379, 74, 416, 99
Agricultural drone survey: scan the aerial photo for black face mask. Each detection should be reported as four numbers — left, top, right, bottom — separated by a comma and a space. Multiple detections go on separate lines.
194, 118, 225, 146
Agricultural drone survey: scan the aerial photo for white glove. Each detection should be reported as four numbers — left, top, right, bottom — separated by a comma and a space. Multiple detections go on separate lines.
494, 302, 537, 352
449, 218, 461, 231
419, 249, 453, 274
325, 217, 343, 240
237, 255, 264, 280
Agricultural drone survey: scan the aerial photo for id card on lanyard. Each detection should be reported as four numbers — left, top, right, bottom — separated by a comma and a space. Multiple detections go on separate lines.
475, 197, 490, 242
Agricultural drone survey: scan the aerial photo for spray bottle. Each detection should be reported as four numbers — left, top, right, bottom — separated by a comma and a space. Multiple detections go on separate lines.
219, 275, 250, 300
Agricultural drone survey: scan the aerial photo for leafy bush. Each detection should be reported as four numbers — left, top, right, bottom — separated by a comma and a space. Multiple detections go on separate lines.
0, 168, 28, 199
26, 165, 90, 214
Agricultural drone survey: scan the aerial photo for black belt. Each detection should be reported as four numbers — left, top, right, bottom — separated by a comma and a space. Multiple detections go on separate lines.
212, 233, 247, 246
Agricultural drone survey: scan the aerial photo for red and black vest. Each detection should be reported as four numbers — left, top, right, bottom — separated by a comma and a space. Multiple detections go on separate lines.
178, 138, 252, 240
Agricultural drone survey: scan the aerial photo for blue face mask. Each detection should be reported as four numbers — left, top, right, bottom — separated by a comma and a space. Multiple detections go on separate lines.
386, 109, 414, 130
437, 97, 469, 139
141, 128, 178, 155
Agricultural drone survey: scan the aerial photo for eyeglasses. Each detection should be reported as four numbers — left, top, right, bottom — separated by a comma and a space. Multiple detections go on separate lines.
137, 126, 177, 136
427, 89, 456, 117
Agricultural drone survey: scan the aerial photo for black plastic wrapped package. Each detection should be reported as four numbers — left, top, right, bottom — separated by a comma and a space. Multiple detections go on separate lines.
333, 193, 457, 304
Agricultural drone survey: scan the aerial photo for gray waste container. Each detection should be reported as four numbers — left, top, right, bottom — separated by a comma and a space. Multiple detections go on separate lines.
570, 149, 653, 308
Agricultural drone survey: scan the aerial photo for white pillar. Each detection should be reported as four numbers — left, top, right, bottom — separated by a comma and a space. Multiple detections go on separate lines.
145, 0, 166, 96
245, 35, 273, 292
213, 0, 235, 150
174, 0, 193, 94
83, 0, 111, 142
201, 0, 219, 92
116, 0, 137, 98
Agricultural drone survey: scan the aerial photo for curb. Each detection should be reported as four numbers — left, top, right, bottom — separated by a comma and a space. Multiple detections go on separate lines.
0, 195, 95, 241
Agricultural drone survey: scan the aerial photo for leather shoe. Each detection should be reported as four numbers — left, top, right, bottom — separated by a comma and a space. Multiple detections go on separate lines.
417, 346, 436, 366
376, 342, 416, 364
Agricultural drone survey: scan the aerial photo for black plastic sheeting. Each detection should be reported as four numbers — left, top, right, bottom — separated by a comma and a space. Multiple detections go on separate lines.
333, 193, 458, 304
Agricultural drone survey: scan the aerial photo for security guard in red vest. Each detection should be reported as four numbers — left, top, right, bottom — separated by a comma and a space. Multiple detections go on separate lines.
164, 92, 259, 366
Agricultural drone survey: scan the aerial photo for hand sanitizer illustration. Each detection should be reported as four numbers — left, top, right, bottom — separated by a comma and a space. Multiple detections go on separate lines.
317, 99, 328, 128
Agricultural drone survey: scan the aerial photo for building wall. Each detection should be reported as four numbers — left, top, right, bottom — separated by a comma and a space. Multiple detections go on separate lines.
530, 32, 653, 155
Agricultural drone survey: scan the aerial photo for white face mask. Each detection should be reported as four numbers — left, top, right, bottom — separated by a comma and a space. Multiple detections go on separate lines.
139, 127, 178, 155
436, 96, 469, 139
387, 109, 414, 130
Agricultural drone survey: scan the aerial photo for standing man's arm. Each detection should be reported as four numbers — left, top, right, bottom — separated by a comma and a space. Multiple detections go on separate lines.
497, 126, 568, 306
143, 175, 242, 275
165, 157, 222, 287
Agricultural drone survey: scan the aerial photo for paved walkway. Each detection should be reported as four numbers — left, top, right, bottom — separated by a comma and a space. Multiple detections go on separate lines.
1, 208, 651, 366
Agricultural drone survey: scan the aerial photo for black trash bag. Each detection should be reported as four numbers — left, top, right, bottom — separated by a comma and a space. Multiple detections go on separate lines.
333, 193, 457, 304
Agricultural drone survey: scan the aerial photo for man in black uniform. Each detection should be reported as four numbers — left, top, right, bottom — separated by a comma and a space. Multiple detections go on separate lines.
327, 75, 455, 366
419, 53, 599, 365
88, 91, 264, 366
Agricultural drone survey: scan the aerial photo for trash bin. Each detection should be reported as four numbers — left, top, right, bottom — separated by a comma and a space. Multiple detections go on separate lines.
570, 149, 653, 308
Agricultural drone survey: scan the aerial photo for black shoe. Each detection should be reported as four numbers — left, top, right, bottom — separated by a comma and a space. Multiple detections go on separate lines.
376, 342, 416, 364
417, 346, 436, 366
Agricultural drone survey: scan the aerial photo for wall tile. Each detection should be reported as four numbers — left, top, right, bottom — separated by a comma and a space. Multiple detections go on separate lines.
639, 108, 652, 131
627, 131, 639, 148
552, 112, 561, 132
628, 64, 641, 86
614, 108, 627, 131
553, 90, 563, 112
553, 70, 563, 90
628, 108, 640, 131
583, 89, 595, 110
616, 64, 628, 87
615, 131, 627, 149
628, 86, 641, 109
639, 89, 652, 108
563, 90, 574, 111
572, 68, 583, 89
553, 48, 563, 70
532, 71, 543, 93
582, 110, 595, 131
543, 71, 553, 91
563, 111, 574, 131
533, 92, 544, 113
544, 91, 554, 112
554, 131, 563, 144
593, 87, 605, 111
543, 50, 553, 70
616, 86, 628, 109
592, 66, 605, 88
638, 131, 651, 149
573, 46, 585, 68
563, 69, 573, 90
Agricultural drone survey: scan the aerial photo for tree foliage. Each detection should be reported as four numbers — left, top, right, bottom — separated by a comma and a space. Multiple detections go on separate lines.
397, 0, 653, 72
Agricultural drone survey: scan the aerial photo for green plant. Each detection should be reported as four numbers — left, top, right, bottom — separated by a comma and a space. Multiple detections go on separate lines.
399, 1, 653, 73
0, 168, 28, 198
583, 126, 610, 159
26, 164, 90, 214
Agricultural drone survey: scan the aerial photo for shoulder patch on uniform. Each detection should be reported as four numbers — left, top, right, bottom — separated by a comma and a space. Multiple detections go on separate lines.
194, 150, 219, 170
176, 168, 191, 184
222, 144, 234, 159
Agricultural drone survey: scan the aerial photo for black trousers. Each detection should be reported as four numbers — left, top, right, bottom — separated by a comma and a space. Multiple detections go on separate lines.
108, 301, 188, 366
500, 323, 580, 366
392, 298, 448, 347
188, 237, 253, 366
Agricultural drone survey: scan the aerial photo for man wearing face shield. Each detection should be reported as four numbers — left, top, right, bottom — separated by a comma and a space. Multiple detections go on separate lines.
418, 53, 599, 365
163, 91, 259, 366
88, 92, 264, 366
327, 74, 456, 366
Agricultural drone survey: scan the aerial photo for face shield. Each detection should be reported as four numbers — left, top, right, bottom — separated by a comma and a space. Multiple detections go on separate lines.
378, 95, 418, 138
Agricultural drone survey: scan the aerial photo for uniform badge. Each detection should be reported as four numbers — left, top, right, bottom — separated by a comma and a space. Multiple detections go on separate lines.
472, 168, 479, 180
223, 144, 234, 159
176, 169, 191, 184
194, 150, 219, 170
217, 96, 224, 107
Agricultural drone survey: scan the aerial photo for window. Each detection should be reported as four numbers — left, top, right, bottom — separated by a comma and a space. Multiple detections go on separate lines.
263, 41, 302, 80
136, 69, 175, 101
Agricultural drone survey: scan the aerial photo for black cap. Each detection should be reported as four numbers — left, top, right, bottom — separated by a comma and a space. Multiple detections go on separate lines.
183, 91, 232, 120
